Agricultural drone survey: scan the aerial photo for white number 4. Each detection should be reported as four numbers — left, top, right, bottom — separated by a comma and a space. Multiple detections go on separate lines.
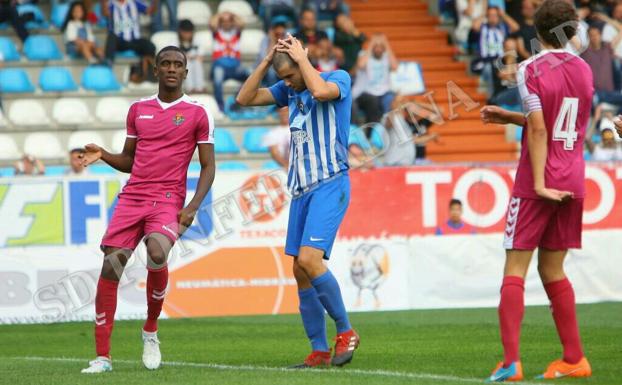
552, 97, 579, 150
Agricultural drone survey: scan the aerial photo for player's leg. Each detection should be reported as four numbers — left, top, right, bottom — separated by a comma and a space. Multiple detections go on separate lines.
286, 194, 330, 368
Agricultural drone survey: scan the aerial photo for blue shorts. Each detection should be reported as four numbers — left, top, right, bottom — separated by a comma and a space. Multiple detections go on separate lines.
285, 173, 350, 260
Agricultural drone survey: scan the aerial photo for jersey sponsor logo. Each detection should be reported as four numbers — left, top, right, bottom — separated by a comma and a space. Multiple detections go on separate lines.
291, 128, 309, 146
173, 112, 185, 126
138, 115, 154, 119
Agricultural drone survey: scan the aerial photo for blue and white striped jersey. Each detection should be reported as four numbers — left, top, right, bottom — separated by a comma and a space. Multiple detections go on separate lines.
108, 0, 147, 41
269, 70, 351, 197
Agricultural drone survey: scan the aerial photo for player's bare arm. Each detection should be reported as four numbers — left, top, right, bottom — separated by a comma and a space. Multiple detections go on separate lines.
614, 115, 622, 138
178, 143, 215, 234
480, 105, 525, 126
277, 37, 341, 101
81, 138, 136, 173
526, 111, 572, 202
236, 45, 278, 106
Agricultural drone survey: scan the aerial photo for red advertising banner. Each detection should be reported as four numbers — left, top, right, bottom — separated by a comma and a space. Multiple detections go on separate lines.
341, 164, 622, 237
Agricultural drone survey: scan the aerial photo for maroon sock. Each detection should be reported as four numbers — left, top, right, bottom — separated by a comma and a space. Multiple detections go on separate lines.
544, 278, 584, 364
499, 276, 525, 367
143, 266, 168, 333
94, 277, 119, 358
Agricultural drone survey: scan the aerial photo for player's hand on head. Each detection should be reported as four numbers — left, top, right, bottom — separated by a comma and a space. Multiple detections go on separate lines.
535, 187, 574, 203
81, 143, 102, 167
277, 36, 308, 63
177, 206, 197, 235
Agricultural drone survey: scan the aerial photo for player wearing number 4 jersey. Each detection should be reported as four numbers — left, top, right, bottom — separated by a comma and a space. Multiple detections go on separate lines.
480, 0, 593, 381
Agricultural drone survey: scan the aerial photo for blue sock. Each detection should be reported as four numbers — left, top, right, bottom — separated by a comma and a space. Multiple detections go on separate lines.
298, 287, 329, 352
311, 270, 352, 334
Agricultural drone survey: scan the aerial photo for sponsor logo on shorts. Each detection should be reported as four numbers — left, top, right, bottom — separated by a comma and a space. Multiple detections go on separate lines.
503, 197, 520, 249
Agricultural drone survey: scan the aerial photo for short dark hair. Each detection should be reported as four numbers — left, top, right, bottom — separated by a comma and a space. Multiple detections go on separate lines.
156, 46, 187, 65
273, 51, 296, 71
534, 0, 578, 49
449, 199, 462, 207
301, 8, 316, 17
70, 148, 85, 155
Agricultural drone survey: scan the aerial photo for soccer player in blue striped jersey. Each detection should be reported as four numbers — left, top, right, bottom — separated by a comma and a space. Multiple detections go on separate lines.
237, 36, 359, 368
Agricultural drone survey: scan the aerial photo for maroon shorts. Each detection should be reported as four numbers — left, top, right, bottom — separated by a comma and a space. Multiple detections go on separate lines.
503, 196, 583, 251
101, 198, 180, 251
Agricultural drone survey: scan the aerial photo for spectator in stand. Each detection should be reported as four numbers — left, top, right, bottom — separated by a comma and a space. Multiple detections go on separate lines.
312, 37, 343, 72
586, 127, 622, 161
67, 148, 89, 176
488, 38, 520, 108
581, 25, 622, 111
435, 199, 476, 235
150, 0, 177, 33
352, 33, 398, 134
597, 4, 622, 59
334, 13, 365, 74
63, 1, 104, 64
262, 106, 290, 168
565, 0, 589, 54
294, 8, 328, 59
101, 0, 157, 80
471, 6, 519, 97
209, 11, 250, 111
259, 0, 297, 31
512, 0, 537, 60
14, 154, 45, 176
348, 142, 374, 171
454, 0, 487, 51
255, 17, 288, 86
178, 19, 205, 94
302, 0, 347, 22
0, 0, 29, 43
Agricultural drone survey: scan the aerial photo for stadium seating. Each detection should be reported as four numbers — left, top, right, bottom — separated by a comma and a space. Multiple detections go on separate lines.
67, 131, 105, 151
0, 37, 20, 61
39, 67, 78, 92
151, 31, 179, 53
217, 0, 256, 23
24, 35, 63, 61
262, 160, 281, 170
240, 29, 265, 56
17, 3, 49, 29
194, 30, 214, 54
111, 130, 127, 153
218, 161, 250, 171
189, 94, 224, 120
23, 133, 65, 159
89, 164, 117, 175
95, 97, 132, 124
177, 1, 212, 27
81, 66, 121, 92
0, 68, 35, 93
45, 165, 67, 176
348, 125, 372, 151
52, 98, 94, 125
51, 3, 71, 29
8, 100, 50, 127
243, 127, 270, 153
214, 129, 240, 154
0, 135, 21, 161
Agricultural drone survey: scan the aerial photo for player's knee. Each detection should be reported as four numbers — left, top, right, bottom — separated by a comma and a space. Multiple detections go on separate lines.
100, 249, 130, 281
537, 262, 563, 282
147, 248, 167, 268
292, 261, 308, 281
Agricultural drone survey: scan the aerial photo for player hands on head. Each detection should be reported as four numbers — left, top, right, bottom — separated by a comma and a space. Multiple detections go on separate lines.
480, 0, 593, 381
236, 34, 360, 369
78, 46, 216, 374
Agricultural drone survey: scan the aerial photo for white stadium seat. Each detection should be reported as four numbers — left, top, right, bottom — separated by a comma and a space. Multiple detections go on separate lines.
177, 1, 212, 27
67, 131, 105, 151
151, 31, 179, 53
217, 0, 256, 23
8, 100, 50, 127
95, 97, 132, 124
52, 98, 93, 125
240, 29, 266, 56
111, 129, 127, 154
194, 30, 214, 54
187, 94, 224, 121
23, 132, 65, 159
0, 134, 21, 160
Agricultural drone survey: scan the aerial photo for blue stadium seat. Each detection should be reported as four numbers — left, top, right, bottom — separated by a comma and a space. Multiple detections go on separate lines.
218, 161, 250, 171
51, 3, 71, 29
116, 50, 138, 59
92, 2, 109, 28
369, 123, 385, 149
89, 164, 116, 175
187, 161, 201, 174
0, 167, 14, 177
17, 4, 49, 29
214, 129, 240, 154
45, 165, 67, 176
514, 126, 523, 142
0, 68, 35, 93
243, 127, 270, 153
262, 160, 281, 170
81, 65, 121, 92
325, 26, 335, 42
24, 35, 63, 61
40, 67, 78, 92
0, 37, 20, 61
348, 124, 371, 151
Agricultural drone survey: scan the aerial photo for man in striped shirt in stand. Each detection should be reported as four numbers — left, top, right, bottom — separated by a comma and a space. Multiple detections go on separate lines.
237, 35, 359, 368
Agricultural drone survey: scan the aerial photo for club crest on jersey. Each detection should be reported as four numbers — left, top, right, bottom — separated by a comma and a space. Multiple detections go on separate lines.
173, 112, 185, 126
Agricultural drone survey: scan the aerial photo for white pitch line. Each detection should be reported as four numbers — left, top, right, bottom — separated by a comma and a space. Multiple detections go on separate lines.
6, 356, 542, 385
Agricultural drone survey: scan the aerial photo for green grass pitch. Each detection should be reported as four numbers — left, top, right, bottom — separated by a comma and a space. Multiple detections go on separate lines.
1, 302, 620, 385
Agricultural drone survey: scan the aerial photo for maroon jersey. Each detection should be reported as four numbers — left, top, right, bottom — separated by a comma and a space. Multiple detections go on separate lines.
120, 94, 214, 207
514, 49, 594, 199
